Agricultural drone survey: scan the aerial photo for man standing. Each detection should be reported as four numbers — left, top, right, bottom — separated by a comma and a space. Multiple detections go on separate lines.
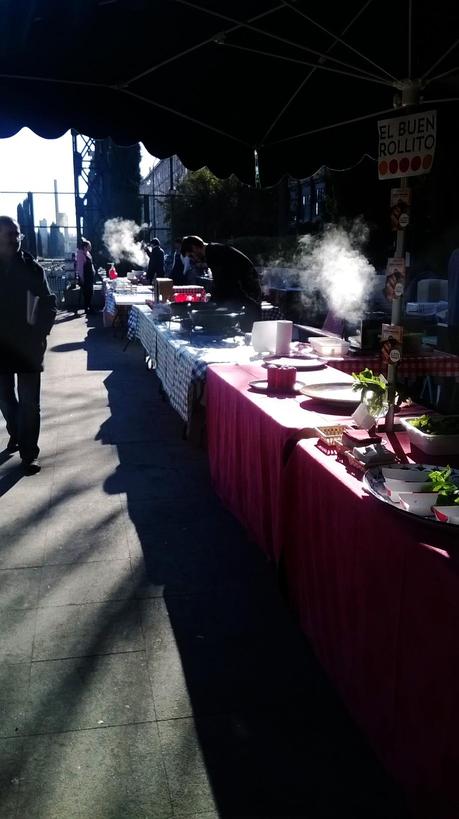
0, 217, 57, 474
76, 238, 96, 315
145, 237, 165, 284
170, 237, 185, 284
180, 235, 262, 330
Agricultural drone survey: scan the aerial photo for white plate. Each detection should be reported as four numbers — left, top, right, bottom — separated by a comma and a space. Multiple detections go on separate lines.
249, 380, 306, 395
262, 356, 325, 371
301, 382, 359, 406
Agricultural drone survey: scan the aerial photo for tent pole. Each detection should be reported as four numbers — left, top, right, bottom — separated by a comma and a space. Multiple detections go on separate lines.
385, 175, 408, 431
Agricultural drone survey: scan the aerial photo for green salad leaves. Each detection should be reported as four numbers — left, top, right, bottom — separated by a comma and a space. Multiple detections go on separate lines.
428, 466, 459, 506
409, 415, 459, 435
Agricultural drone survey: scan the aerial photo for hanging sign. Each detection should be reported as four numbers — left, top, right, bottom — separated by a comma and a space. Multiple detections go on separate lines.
390, 188, 412, 231
378, 110, 436, 179
384, 257, 406, 300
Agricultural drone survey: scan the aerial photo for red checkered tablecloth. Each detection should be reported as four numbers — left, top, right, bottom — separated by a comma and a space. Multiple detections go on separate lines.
330, 352, 459, 378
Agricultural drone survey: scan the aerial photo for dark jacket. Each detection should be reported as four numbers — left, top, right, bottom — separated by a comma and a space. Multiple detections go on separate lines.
0, 251, 57, 373
171, 250, 185, 284
147, 245, 165, 282
206, 242, 262, 305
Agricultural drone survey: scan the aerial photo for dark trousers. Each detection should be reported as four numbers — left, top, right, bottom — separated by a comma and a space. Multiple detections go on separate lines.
0, 372, 41, 461
83, 281, 94, 312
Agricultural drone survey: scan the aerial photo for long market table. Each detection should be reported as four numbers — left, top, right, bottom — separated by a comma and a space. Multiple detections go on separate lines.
103, 286, 154, 330
128, 305, 266, 425
128, 305, 459, 428
205, 361, 459, 817
279, 437, 459, 819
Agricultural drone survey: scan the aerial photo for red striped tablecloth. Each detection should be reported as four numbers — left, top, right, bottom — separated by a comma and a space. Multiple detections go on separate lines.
330, 352, 459, 377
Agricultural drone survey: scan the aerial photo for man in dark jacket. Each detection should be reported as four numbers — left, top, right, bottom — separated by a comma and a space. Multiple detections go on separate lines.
171, 237, 185, 284
181, 235, 262, 330
0, 216, 57, 474
145, 237, 165, 284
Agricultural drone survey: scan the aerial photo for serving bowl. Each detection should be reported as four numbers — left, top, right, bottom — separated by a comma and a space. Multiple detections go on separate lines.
381, 465, 431, 482
384, 478, 432, 502
308, 337, 350, 357
432, 506, 459, 524
400, 416, 459, 455
398, 493, 438, 515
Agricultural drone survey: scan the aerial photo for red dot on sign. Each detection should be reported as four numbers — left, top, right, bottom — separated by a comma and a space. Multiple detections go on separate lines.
389, 159, 398, 175
423, 154, 433, 170
399, 157, 410, 173
411, 155, 421, 171
379, 160, 388, 176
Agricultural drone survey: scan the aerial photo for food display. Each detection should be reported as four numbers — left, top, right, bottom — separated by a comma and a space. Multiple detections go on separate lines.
308, 337, 350, 357
400, 415, 459, 455
408, 415, 459, 435
363, 463, 459, 528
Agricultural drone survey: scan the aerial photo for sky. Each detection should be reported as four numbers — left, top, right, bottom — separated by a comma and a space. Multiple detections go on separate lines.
0, 128, 157, 233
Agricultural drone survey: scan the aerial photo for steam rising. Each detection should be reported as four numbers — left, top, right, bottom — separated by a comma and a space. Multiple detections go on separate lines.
102, 218, 148, 267
297, 220, 376, 325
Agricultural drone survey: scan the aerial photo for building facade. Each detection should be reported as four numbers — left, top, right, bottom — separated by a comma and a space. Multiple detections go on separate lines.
140, 156, 188, 252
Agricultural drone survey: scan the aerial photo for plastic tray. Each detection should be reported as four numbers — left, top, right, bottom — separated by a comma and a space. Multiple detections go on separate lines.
400, 416, 459, 456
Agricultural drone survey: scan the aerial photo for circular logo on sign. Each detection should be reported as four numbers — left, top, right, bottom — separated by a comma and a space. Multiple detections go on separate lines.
399, 157, 410, 173
390, 348, 401, 363
399, 213, 409, 228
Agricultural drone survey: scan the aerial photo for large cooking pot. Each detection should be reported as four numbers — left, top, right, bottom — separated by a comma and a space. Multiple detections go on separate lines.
188, 306, 245, 334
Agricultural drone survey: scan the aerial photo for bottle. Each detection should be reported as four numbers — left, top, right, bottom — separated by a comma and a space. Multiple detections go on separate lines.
108, 263, 117, 280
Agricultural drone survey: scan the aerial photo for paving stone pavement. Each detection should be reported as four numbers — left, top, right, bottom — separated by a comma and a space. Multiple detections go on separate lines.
0, 311, 409, 819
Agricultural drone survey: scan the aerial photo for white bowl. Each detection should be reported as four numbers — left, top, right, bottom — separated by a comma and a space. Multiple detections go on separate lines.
432, 506, 459, 524
308, 337, 350, 358
398, 493, 438, 515
381, 466, 431, 482
384, 478, 432, 502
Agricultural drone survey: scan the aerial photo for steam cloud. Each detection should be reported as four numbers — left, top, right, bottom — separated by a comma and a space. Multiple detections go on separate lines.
296, 220, 377, 325
102, 218, 149, 267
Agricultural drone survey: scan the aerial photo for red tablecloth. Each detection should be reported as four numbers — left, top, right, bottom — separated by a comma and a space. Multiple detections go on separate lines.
278, 437, 459, 818
207, 363, 422, 560
206, 362, 355, 559
328, 351, 459, 377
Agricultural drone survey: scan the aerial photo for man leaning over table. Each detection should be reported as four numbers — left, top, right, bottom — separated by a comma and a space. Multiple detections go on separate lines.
0, 216, 57, 474
181, 235, 262, 331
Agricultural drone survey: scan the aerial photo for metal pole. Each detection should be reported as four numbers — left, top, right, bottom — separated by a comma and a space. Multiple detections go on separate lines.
71, 130, 83, 246
385, 175, 408, 431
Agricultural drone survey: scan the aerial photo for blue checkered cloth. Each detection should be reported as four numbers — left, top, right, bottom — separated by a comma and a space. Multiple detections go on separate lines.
128, 305, 266, 422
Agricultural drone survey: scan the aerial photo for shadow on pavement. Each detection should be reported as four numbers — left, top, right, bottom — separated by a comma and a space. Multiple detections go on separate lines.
85, 314, 408, 819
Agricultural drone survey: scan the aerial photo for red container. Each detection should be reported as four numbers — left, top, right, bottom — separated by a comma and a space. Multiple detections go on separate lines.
267, 365, 280, 391
279, 366, 297, 392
